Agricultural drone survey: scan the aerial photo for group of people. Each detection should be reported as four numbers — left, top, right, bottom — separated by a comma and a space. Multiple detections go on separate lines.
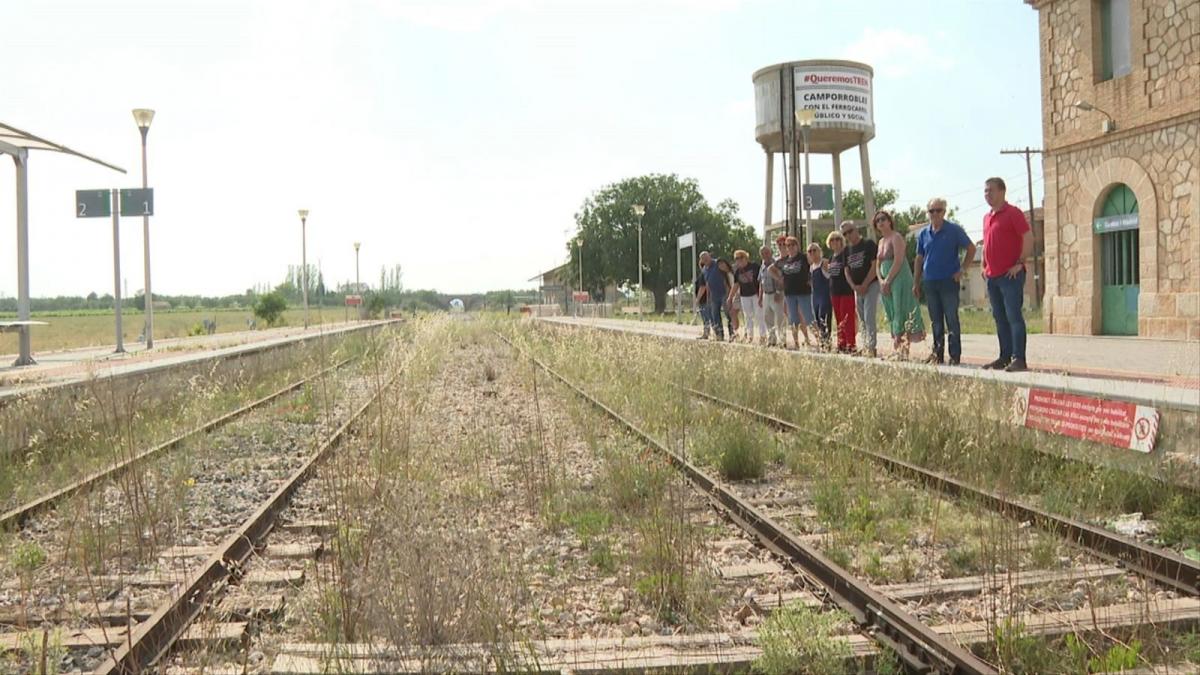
693, 177, 1033, 371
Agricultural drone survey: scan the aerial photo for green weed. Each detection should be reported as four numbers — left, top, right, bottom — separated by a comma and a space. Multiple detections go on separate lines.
754, 604, 852, 675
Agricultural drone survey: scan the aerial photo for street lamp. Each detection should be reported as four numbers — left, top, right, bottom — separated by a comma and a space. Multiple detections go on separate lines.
632, 204, 646, 315
132, 108, 155, 348
1073, 99, 1116, 133
794, 108, 815, 245
298, 209, 309, 328
353, 241, 361, 321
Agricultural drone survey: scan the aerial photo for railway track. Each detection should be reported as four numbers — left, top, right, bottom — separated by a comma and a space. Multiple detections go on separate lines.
502, 331, 1200, 674
1, 356, 355, 531
499, 333, 997, 675
0, 352, 400, 674
683, 386, 1200, 598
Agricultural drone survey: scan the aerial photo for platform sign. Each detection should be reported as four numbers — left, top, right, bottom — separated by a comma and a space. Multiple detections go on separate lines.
119, 188, 154, 217
572, 291, 590, 303
345, 294, 363, 306
802, 184, 834, 211
1011, 387, 1159, 453
76, 190, 112, 218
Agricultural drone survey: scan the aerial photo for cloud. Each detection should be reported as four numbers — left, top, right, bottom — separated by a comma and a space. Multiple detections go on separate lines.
840, 27, 954, 78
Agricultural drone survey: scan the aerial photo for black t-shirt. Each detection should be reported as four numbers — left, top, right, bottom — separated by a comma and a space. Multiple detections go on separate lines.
693, 272, 706, 298
776, 254, 811, 296
828, 251, 853, 296
734, 263, 760, 297
846, 239, 878, 286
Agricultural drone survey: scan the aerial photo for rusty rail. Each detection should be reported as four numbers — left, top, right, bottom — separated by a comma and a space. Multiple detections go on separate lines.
685, 386, 1200, 598
94, 365, 398, 675
499, 333, 997, 675
1, 357, 355, 531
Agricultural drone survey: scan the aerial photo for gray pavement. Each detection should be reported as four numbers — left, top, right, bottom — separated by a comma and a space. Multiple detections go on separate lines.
0, 320, 391, 401
542, 316, 1200, 411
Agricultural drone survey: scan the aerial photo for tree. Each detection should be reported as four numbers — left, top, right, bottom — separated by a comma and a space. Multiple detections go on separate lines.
570, 174, 759, 313
365, 293, 386, 318
253, 291, 288, 327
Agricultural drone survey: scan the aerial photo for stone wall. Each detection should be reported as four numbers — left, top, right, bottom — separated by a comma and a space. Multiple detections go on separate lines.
1044, 119, 1199, 338
1038, 0, 1199, 148
1033, 0, 1199, 340
1144, 0, 1200, 109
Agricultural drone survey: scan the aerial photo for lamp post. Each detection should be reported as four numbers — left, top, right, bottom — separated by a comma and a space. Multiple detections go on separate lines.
632, 204, 646, 315
132, 108, 155, 348
353, 241, 361, 320
298, 209, 309, 328
1073, 99, 1116, 133
794, 108, 815, 245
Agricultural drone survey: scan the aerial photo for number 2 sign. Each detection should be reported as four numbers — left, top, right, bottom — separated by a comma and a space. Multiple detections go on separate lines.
75, 190, 112, 218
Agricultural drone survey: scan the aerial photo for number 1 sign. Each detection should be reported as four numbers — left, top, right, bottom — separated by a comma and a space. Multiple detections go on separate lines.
119, 188, 154, 217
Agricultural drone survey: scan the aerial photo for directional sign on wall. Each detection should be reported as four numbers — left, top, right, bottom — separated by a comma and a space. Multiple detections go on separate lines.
119, 188, 154, 217
75, 190, 112, 218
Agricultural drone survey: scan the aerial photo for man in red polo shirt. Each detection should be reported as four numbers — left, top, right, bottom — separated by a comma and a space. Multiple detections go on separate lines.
982, 177, 1034, 372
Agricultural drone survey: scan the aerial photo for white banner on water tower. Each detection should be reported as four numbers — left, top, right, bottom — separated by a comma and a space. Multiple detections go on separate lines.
792, 65, 873, 131
677, 232, 695, 249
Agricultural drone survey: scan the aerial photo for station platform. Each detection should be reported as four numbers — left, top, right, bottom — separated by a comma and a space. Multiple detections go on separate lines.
540, 316, 1200, 412
0, 320, 393, 403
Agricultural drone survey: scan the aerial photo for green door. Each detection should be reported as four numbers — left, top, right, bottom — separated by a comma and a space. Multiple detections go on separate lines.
1095, 185, 1139, 336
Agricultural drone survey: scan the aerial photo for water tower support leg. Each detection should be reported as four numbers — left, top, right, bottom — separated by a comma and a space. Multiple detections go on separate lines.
832, 151, 844, 228
763, 151, 774, 244
859, 141, 876, 238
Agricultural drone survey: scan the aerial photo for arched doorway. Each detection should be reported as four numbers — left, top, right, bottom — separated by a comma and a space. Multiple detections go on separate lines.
1094, 184, 1139, 335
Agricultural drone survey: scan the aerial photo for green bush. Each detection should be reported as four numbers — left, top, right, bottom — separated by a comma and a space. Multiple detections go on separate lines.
754, 604, 852, 675
695, 418, 770, 481
253, 292, 288, 327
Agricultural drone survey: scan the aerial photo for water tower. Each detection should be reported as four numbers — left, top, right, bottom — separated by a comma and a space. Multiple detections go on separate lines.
753, 60, 876, 245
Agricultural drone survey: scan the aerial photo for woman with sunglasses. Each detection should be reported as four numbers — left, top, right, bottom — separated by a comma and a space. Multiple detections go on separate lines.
770, 236, 813, 349
873, 210, 926, 358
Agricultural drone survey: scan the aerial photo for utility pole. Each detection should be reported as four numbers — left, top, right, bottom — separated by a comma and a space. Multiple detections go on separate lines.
1001, 147, 1044, 308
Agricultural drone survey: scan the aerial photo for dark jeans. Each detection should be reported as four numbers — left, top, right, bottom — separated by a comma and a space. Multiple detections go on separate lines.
698, 302, 713, 330
922, 278, 962, 360
812, 293, 832, 342
986, 270, 1027, 361
708, 295, 728, 339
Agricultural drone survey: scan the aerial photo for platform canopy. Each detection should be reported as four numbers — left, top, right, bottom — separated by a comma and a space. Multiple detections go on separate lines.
0, 122, 125, 367
0, 123, 126, 171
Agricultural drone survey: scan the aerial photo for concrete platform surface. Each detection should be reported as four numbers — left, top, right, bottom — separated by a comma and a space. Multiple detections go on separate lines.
0, 320, 390, 401
542, 316, 1200, 411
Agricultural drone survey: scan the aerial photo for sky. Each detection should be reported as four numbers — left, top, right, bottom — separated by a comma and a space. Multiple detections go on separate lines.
0, 0, 1044, 298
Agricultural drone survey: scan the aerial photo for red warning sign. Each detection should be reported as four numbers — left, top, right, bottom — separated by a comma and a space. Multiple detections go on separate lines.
1011, 387, 1159, 453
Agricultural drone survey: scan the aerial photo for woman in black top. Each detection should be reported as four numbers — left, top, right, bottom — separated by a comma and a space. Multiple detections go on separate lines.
733, 249, 764, 343
770, 236, 813, 349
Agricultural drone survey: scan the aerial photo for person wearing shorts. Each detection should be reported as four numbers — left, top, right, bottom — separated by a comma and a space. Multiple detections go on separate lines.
771, 236, 813, 349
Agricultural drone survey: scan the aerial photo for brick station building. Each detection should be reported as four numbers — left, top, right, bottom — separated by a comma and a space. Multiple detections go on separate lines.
1025, 0, 1199, 339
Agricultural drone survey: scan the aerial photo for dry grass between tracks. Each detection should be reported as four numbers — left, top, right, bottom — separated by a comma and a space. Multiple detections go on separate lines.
0, 330, 392, 674
0, 333, 370, 515
515, 319, 1200, 673
270, 317, 808, 672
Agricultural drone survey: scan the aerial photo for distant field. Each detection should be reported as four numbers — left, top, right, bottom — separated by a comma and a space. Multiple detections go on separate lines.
1, 307, 349, 354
